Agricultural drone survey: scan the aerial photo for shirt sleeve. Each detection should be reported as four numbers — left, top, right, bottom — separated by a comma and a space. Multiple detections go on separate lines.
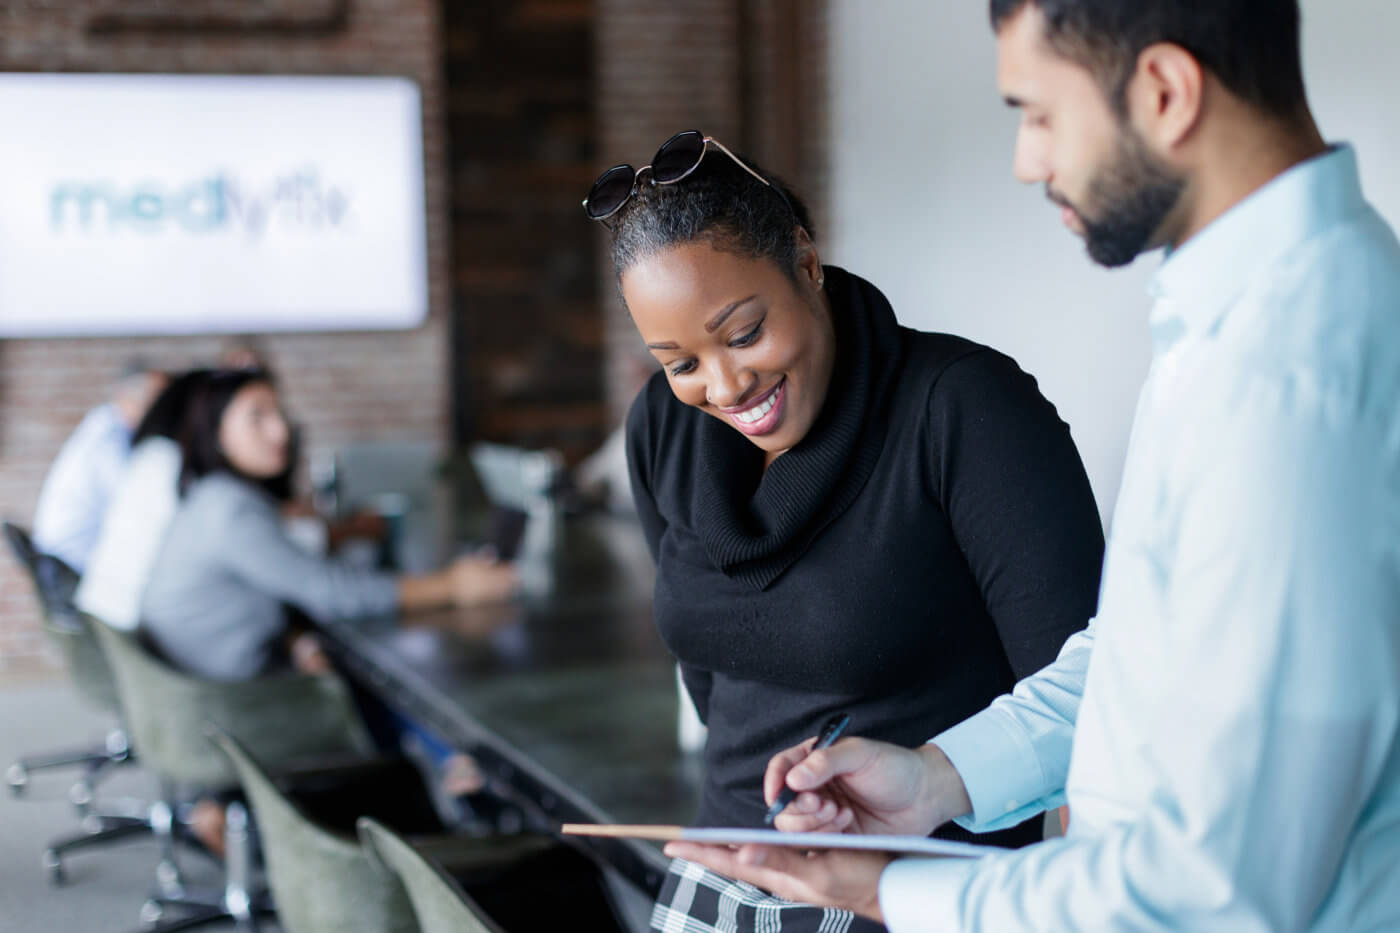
624, 385, 667, 563
218, 489, 400, 622
932, 622, 1093, 833
92, 417, 133, 506
881, 392, 1400, 931
625, 385, 717, 721
679, 662, 714, 725
927, 349, 1104, 681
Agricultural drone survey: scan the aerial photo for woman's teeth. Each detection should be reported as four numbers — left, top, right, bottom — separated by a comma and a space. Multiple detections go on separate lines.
734, 386, 779, 424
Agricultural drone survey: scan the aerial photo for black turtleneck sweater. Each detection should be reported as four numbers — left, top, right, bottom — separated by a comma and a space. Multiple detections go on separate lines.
626, 267, 1105, 848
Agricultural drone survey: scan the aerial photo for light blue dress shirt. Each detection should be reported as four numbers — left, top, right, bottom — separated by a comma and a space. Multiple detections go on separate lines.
32, 403, 132, 573
881, 146, 1400, 930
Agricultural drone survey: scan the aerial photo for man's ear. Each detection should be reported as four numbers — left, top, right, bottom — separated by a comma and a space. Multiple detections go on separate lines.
1126, 42, 1205, 152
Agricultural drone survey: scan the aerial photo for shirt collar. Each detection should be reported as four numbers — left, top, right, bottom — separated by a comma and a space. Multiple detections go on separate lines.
1146, 144, 1365, 349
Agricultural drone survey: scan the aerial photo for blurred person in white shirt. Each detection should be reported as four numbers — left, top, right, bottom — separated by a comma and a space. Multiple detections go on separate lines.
76, 369, 211, 630
32, 360, 166, 572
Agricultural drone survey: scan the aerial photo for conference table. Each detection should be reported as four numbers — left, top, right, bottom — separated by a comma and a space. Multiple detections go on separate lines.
314, 511, 702, 904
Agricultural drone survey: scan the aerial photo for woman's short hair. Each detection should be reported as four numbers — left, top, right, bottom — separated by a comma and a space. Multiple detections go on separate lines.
607, 149, 816, 283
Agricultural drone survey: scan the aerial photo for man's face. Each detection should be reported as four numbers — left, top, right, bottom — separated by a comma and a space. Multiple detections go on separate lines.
996, 5, 1185, 267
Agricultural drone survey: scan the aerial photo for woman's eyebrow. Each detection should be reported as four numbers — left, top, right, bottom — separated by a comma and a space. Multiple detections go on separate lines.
704, 295, 759, 333
645, 295, 761, 350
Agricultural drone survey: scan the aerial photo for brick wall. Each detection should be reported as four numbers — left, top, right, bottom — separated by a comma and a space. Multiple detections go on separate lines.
440, 0, 606, 463
0, 0, 829, 672
443, 0, 828, 453
595, 0, 829, 423
0, 0, 451, 672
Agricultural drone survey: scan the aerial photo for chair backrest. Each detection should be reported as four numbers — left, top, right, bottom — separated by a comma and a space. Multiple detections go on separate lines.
357, 818, 502, 933
3, 520, 80, 618
209, 729, 417, 933
48, 612, 124, 716
93, 620, 375, 789
3, 520, 39, 572
4, 522, 121, 715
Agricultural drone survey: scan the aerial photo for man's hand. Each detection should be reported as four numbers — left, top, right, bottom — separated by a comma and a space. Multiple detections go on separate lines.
662, 841, 892, 924
661, 738, 973, 920
766, 737, 972, 837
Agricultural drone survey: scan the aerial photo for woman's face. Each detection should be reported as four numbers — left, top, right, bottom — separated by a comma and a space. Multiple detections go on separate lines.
218, 382, 291, 479
622, 236, 834, 462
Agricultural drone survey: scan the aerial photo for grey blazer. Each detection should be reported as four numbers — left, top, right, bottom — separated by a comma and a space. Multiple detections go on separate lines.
141, 472, 398, 681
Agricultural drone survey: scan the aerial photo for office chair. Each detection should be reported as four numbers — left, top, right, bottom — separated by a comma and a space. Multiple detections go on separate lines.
2, 521, 152, 883
357, 818, 503, 933
94, 620, 376, 931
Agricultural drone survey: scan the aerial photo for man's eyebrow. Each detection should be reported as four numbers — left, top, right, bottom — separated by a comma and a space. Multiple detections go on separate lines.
1004, 95, 1026, 108
704, 295, 759, 333
646, 340, 680, 350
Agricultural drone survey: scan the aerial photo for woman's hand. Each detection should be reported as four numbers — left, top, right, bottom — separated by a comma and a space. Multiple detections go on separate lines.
289, 632, 332, 675
447, 550, 519, 607
398, 551, 518, 613
439, 752, 487, 797
663, 842, 892, 923
764, 737, 971, 837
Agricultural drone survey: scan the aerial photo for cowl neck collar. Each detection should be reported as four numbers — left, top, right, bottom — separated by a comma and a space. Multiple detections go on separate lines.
692, 265, 905, 590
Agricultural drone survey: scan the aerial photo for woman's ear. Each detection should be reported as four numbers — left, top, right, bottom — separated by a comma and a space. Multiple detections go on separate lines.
794, 226, 823, 288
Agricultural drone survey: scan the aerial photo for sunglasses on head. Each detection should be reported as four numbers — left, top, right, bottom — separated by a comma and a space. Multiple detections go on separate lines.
582, 129, 793, 222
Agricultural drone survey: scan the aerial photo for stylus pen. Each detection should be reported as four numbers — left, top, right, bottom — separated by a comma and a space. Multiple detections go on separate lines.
763, 713, 851, 826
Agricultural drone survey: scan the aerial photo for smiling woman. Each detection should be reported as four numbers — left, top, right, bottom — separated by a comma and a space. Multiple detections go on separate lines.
590, 133, 1107, 932
623, 240, 833, 462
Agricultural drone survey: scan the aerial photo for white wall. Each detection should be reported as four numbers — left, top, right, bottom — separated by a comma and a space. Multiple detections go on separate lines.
828, 0, 1400, 522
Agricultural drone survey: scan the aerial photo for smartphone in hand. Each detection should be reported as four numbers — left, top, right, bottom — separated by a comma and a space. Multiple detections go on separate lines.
488, 505, 529, 562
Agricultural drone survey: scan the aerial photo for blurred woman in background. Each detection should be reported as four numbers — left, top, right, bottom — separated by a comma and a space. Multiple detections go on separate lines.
141, 368, 516, 682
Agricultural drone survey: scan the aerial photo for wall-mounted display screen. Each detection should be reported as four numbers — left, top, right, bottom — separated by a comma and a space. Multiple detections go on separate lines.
0, 73, 428, 336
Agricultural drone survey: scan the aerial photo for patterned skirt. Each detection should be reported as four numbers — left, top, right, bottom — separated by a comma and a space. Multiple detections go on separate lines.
650, 858, 887, 933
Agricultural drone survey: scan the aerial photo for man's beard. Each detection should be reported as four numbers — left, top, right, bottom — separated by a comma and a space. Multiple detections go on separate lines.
1053, 129, 1186, 268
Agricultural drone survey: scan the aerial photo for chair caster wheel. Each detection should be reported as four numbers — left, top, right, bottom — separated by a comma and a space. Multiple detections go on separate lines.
43, 849, 65, 885
140, 899, 164, 928
6, 763, 26, 795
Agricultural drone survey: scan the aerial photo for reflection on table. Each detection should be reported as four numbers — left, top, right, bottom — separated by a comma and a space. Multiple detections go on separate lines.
316, 512, 701, 898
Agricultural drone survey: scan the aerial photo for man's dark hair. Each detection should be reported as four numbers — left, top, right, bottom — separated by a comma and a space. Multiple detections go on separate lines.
607, 149, 815, 281
990, 0, 1307, 120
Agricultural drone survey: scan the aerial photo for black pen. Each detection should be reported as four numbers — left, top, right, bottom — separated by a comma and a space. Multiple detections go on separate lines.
763, 713, 850, 826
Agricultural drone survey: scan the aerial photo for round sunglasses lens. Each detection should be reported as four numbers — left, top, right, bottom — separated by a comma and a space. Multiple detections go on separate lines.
585, 166, 635, 219
652, 131, 706, 184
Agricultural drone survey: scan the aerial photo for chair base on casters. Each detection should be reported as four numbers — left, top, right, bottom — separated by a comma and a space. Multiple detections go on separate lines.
7, 727, 130, 796
9, 727, 152, 885
44, 815, 154, 884
137, 888, 275, 933
132, 799, 271, 933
